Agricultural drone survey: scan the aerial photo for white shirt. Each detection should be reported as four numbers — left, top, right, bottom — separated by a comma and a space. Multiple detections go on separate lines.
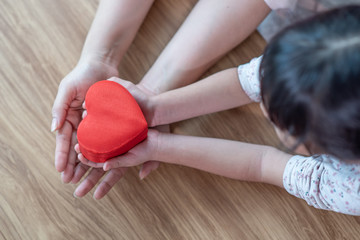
264, 0, 297, 10
237, 56, 360, 215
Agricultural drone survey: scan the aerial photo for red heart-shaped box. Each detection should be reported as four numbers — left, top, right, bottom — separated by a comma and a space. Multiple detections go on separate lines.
77, 80, 148, 163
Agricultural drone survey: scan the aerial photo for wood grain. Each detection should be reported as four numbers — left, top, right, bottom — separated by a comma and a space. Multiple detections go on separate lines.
0, 0, 359, 239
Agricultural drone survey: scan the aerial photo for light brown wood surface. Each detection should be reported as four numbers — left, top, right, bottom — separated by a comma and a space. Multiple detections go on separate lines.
0, 0, 359, 239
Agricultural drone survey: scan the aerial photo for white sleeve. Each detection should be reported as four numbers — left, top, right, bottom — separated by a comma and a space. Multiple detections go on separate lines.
283, 155, 360, 216
237, 56, 262, 103
264, 0, 297, 10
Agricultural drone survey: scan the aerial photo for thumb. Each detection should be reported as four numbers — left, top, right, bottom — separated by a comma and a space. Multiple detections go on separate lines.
51, 82, 73, 132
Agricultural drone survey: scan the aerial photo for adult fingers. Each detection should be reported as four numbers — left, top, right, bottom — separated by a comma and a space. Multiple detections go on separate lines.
55, 120, 73, 172
74, 168, 106, 198
139, 161, 160, 180
61, 130, 78, 183
93, 168, 128, 200
71, 163, 90, 184
51, 81, 73, 132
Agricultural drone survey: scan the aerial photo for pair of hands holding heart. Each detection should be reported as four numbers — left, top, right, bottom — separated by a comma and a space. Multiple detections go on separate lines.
76, 78, 161, 171
52, 60, 160, 199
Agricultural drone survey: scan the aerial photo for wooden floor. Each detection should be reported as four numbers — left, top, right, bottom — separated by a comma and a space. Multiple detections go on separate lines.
0, 0, 359, 239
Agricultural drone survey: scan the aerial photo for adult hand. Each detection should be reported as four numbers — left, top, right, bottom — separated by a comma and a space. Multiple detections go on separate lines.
52, 58, 119, 183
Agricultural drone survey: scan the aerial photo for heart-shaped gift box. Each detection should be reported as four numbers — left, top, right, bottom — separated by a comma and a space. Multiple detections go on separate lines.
77, 80, 148, 163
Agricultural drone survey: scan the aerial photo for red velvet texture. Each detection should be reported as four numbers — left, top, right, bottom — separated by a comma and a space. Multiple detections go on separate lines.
77, 80, 148, 163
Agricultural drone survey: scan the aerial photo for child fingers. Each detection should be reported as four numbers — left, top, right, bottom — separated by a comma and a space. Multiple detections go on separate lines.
82, 110, 87, 119
82, 101, 86, 110
74, 144, 80, 154
103, 153, 142, 171
77, 153, 104, 168
107, 77, 134, 90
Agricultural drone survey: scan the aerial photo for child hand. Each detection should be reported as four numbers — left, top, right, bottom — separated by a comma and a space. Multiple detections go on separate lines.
52, 58, 119, 183
72, 130, 159, 199
103, 129, 159, 172
106, 77, 159, 127
75, 129, 159, 171
79, 77, 161, 175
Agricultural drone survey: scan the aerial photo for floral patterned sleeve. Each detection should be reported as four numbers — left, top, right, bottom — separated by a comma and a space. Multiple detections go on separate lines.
237, 56, 263, 102
283, 154, 360, 215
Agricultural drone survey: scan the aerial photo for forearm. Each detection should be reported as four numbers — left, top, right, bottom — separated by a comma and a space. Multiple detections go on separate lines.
151, 68, 252, 125
155, 132, 291, 187
80, 0, 154, 67
139, 0, 270, 93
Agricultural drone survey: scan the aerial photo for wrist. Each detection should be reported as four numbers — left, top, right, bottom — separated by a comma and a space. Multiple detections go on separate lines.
149, 94, 169, 127
79, 49, 121, 70
147, 95, 157, 127
147, 129, 162, 161
136, 83, 167, 127
150, 131, 170, 164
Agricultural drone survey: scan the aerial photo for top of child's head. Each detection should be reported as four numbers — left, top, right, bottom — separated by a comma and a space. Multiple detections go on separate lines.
259, 5, 360, 160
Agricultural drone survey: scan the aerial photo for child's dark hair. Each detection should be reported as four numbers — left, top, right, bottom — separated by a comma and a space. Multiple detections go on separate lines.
260, 5, 360, 160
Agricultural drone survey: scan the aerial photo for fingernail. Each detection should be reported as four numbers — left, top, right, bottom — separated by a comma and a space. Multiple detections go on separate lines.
103, 164, 109, 171
51, 118, 58, 132
139, 170, 147, 180
61, 172, 65, 183
139, 167, 144, 180
73, 192, 79, 198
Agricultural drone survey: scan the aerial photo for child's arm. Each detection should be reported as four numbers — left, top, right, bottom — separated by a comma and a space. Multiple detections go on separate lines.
151, 68, 253, 126
104, 67, 254, 127
99, 131, 360, 216
102, 130, 292, 187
